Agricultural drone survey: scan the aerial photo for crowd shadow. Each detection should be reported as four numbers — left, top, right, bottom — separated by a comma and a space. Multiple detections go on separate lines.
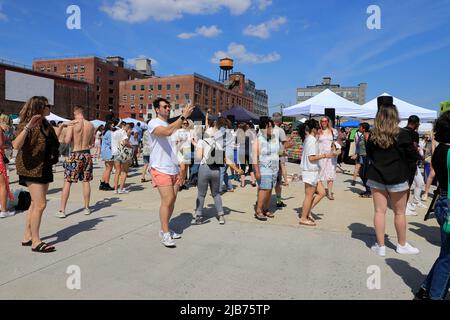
127, 172, 142, 178
385, 258, 425, 298
347, 223, 396, 250
47, 188, 62, 195
294, 207, 324, 221
347, 187, 365, 195
169, 212, 196, 235
42, 215, 116, 245
409, 222, 441, 247
126, 184, 145, 192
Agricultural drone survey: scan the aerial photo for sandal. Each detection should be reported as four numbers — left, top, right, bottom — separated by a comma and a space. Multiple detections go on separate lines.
31, 242, 56, 253
22, 240, 32, 247
254, 211, 268, 221
307, 216, 315, 223
264, 211, 275, 218
299, 220, 316, 227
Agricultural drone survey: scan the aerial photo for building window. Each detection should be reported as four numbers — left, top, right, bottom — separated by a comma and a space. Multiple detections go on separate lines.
109, 89, 114, 94
132, 85, 136, 91
148, 94, 153, 100
139, 104, 144, 110
97, 67, 102, 72
176, 84, 180, 91
96, 76, 101, 83
40, 67, 45, 72
147, 104, 152, 110
141, 85, 145, 91
166, 94, 171, 100
46, 66, 51, 72
139, 113, 144, 118
109, 70, 115, 76
80, 65, 85, 72
131, 114, 136, 119
96, 105, 100, 110
108, 97, 114, 104
74, 65, 78, 72
157, 84, 162, 90
131, 94, 135, 100
73, 74, 78, 80
131, 104, 135, 110
175, 104, 180, 110
139, 95, 144, 100
184, 93, 190, 101
80, 76, 85, 81
157, 94, 162, 98
175, 95, 179, 101
149, 85, 154, 91
123, 95, 127, 102
96, 112, 100, 118
109, 80, 114, 85
66, 65, 71, 72
66, 74, 71, 79
166, 84, 171, 90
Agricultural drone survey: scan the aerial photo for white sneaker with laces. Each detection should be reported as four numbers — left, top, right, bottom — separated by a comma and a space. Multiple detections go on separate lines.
6, 211, 16, 217
55, 211, 66, 219
407, 202, 416, 211
118, 189, 129, 194
406, 208, 418, 216
159, 230, 181, 240
396, 242, 419, 255
161, 232, 176, 247
84, 208, 91, 215
371, 243, 386, 257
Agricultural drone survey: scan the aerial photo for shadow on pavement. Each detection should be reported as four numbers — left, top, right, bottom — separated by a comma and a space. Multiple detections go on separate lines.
294, 207, 323, 221
409, 222, 440, 247
348, 223, 396, 250
170, 212, 196, 234
385, 258, 425, 298
42, 215, 116, 245
47, 188, 62, 195
90, 197, 123, 213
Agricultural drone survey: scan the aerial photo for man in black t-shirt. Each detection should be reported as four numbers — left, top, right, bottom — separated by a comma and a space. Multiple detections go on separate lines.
404, 115, 426, 215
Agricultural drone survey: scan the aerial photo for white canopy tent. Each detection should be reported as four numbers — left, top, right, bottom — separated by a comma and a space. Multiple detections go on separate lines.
91, 120, 106, 128
120, 117, 148, 128
398, 120, 433, 135
12, 112, 69, 125
283, 89, 370, 118
362, 93, 438, 120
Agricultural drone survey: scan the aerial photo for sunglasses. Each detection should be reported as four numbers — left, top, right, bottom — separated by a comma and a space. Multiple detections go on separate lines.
160, 105, 171, 109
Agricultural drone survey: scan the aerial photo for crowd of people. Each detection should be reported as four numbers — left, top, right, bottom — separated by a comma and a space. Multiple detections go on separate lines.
1, 95, 449, 299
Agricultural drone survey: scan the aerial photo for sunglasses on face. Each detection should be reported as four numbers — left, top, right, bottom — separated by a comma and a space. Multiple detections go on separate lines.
321, 120, 328, 123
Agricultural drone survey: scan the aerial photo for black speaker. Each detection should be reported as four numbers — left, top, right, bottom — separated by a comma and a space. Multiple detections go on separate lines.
324, 108, 336, 127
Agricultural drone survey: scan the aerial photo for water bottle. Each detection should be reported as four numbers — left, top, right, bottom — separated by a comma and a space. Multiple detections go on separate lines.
443, 215, 450, 234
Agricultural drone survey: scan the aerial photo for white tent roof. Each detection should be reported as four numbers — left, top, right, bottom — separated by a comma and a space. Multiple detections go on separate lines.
399, 120, 433, 135
12, 112, 69, 125
120, 117, 148, 128
91, 120, 106, 128
362, 93, 438, 120
283, 89, 369, 118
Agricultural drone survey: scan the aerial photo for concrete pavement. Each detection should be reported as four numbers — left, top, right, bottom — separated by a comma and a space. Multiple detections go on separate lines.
0, 160, 442, 299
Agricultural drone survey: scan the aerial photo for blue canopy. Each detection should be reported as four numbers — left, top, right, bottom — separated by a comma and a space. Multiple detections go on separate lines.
341, 120, 360, 128
220, 106, 260, 122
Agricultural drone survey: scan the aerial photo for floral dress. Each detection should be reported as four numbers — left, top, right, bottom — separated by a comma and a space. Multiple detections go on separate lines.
318, 130, 337, 181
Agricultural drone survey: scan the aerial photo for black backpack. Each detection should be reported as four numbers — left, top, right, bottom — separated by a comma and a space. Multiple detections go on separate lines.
15, 191, 31, 211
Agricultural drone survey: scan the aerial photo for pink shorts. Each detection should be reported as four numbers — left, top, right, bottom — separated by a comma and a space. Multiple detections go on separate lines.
150, 168, 180, 188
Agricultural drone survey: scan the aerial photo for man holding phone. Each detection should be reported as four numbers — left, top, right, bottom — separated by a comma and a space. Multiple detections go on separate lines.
148, 98, 194, 248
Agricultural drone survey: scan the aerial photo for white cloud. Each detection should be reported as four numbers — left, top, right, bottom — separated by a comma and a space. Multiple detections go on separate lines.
257, 0, 272, 10
243, 16, 287, 39
178, 25, 222, 39
101, 0, 252, 23
0, 4, 7, 22
211, 43, 280, 64
127, 55, 159, 66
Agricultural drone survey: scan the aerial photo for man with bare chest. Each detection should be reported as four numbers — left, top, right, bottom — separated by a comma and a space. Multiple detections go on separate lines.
56, 106, 95, 218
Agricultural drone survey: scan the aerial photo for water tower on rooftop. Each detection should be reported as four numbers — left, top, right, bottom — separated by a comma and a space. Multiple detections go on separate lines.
219, 57, 234, 82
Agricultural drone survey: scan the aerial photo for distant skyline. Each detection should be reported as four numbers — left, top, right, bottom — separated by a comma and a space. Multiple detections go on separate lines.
1, 0, 449, 116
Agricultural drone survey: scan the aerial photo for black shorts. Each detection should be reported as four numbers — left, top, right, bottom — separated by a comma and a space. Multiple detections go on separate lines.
19, 164, 54, 187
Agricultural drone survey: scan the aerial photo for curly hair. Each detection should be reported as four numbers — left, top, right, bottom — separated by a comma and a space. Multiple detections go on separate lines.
18, 96, 49, 128
434, 111, 450, 143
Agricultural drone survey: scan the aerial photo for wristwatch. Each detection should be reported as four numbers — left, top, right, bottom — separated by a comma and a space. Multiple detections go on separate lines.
180, 116, 186, 121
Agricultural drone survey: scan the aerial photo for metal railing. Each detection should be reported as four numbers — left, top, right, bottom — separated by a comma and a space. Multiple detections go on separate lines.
0, 58, 32, 70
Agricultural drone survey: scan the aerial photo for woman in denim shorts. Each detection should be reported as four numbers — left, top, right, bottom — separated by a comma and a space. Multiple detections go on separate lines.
253, 118, 279, 221
416, 111, 450, 300
366, 97, 421, 257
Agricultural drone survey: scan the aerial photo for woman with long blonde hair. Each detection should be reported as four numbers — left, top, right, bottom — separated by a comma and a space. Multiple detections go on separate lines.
0, 114, 14, 217
13, 96, 60, 253
317, 116, 338, 200
366, 96, 421, 256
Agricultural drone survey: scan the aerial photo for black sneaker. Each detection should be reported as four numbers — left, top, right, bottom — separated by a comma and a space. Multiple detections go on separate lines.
351, 181, 356, 186
414, 287, 430, 300
276, 201, 287, 208
104, 183, 114, 191
99, 182, 105, 190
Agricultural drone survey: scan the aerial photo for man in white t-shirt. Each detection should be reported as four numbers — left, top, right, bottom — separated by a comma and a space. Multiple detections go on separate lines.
148, 98, 194, 248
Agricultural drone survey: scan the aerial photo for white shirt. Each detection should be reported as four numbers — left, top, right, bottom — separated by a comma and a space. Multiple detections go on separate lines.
111, 129, 128, 156
198, 138, 223, 165
302, 135, 320, 172
148, 118, 179, 175
273, 125, 287, 155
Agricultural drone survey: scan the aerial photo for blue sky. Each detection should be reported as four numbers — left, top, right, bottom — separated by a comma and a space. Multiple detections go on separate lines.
1, 0, 449, 115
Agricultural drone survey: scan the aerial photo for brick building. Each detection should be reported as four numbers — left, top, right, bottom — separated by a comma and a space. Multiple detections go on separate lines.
0, 60, 93, 119
119, 73, 254, 121
33, 56, 145, 120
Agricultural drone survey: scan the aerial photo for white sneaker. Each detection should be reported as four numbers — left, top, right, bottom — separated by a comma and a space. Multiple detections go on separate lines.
421, 194, 428, 202
218, 215, 226, 225
407, 202, 416, 211
55, 211, 66, 219
159, 230, 181, 240
371, 243, 386, 257
161, 232, 176, 247
414, 201, 427, 209
406, 208, 418, 216
118, 189, 129, 194
0, 211, 14, 218
396, 242, 420, 255
84, 208, 91, 215
7, 211, 15, 217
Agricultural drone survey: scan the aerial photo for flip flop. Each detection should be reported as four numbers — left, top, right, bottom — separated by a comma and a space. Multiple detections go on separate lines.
254, 212, 268, 221
21, 240, 32, 247
264, 211, 275, 218
31, 242, 56, 253
299, 220, 316, 227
